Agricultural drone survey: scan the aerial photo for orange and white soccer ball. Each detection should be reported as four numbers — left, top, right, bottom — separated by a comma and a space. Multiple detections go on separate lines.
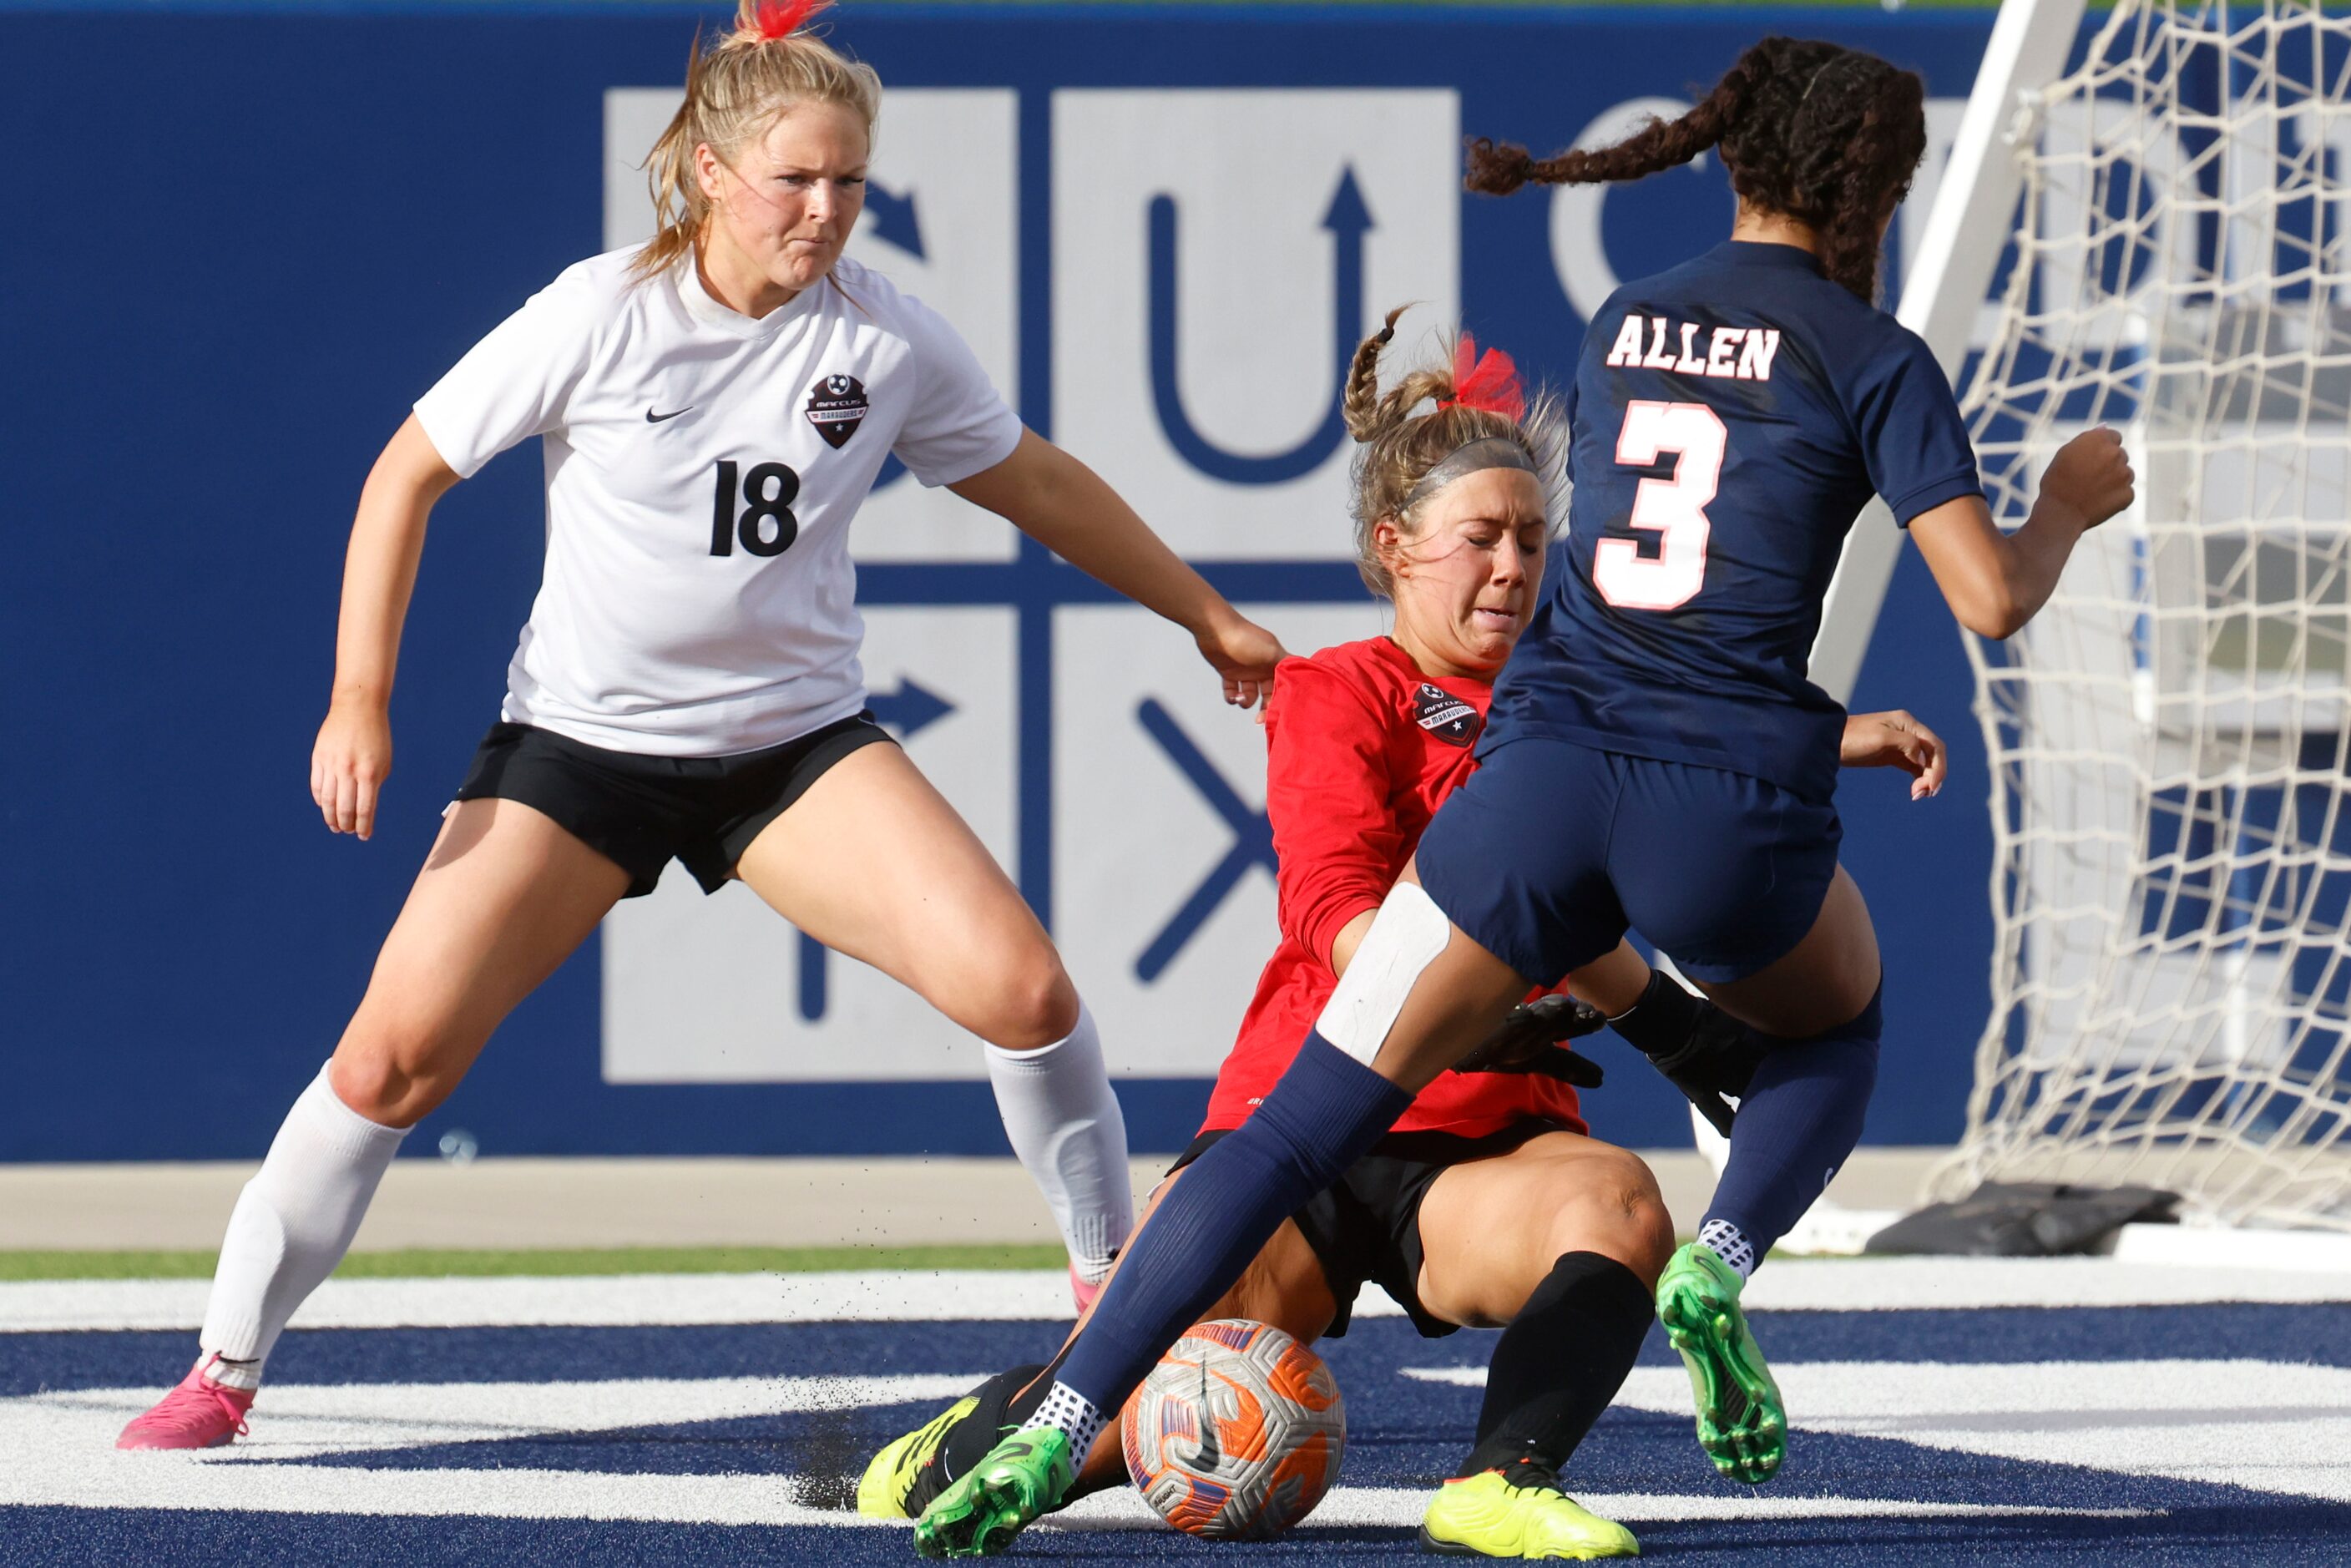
1120, 1318, 1346, 1539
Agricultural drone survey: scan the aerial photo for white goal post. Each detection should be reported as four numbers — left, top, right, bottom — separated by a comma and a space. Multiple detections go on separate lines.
1808, 0, 2091, 702
1813, 0, 2351, 1232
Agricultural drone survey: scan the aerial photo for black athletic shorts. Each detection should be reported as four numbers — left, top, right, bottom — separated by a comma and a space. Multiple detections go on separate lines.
452, 714, 894, 898
1166, 1119, 1567, 1339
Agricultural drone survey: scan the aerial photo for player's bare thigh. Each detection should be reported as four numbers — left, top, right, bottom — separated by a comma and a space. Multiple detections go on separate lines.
331, 797, 632, 1126
1693, 863, 1882, 1039
731, 743, 1079, 1050
1414, 1130, 1674, 1330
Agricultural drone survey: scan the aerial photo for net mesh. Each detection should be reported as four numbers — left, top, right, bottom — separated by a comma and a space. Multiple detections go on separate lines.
1944, 0, 2351, 1227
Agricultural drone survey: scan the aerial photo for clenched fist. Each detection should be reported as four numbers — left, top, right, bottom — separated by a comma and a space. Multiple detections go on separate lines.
2040, 427, 2136, 534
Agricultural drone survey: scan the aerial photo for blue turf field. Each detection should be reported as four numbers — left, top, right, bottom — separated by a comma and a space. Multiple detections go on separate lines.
9, 1275, 2351, 1565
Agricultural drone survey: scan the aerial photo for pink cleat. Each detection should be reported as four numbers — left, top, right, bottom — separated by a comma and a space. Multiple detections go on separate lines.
116, 1354, 255, 1450
1070, 1262, 1105, 1317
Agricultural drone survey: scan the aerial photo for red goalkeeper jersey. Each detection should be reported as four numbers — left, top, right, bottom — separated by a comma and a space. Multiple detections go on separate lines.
1201, 636, 1586, 1140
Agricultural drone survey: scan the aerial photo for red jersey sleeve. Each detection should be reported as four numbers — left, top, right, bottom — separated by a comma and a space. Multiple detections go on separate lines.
1265, 656, 1406, 969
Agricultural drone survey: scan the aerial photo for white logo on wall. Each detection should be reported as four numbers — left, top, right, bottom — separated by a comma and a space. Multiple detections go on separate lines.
597, 88, 1438, 1085
1054, 90, 1460, 560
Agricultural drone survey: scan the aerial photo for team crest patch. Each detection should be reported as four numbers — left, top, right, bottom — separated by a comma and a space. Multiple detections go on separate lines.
805, 374, 870, 449
1413, 683, 1480, 746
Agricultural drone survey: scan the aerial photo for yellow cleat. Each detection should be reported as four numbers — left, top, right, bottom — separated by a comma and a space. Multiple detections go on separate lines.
856, 1395, 978, 1520
1418, 1467, 1640, 1560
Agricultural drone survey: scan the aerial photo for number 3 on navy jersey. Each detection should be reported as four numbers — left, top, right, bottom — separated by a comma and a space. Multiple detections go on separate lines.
710, 460, 801, 558
1594, 401, 1724, 611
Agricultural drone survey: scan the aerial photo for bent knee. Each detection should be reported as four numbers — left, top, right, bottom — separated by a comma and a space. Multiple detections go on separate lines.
330, 1027, 470, 1128
1550, 1151, 1675, 1284
963, 948, 1080, 1050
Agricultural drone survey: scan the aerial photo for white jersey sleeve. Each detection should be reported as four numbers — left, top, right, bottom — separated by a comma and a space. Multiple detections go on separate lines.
412, 263, 608, 480
889, 293, 1024, 488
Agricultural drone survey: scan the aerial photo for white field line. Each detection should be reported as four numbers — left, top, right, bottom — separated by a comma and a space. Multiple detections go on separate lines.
1409, 1357, 2351, 1505
0, 1271, 1077, 1333
61, 1373, 981, 1464
1047, 1487, 2152, 1530
9, 1257, 2351, 1334
9, 1377, 2150, 1527
1735, 1257, 2351, 1311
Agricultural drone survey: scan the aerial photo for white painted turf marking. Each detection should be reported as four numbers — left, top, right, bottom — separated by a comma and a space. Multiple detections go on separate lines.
9, 1257, 2351, 1334
1044, 1489, 2151, 1530
1408, 1358, 2351, 1505
11, 1264, 2343, 1534
6, 1376, 969, 1521
4, 1378, 2147, 1528
0, 1272, 1078, 1333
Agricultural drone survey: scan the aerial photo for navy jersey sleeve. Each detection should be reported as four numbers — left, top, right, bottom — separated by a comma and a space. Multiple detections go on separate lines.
1843, 326, 1984, 527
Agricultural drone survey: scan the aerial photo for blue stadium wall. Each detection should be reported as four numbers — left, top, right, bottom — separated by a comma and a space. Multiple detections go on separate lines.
0, 3, 2026, 1160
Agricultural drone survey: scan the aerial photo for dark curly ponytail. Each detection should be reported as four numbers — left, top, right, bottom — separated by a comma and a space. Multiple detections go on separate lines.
1468, 37, 1927, 303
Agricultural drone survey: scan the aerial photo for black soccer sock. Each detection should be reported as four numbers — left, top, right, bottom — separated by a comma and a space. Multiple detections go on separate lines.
1455, 1252, 1655, 1479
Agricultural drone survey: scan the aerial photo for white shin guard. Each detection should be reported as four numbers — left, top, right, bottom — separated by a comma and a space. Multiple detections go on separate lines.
983, 1002, 1134, 1279
200, 1065, 408, 1381
1316, 882, 1454, 1065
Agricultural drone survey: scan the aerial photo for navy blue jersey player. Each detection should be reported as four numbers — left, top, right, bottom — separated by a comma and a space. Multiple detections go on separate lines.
914, 37, 2136, 1560
1506, 245, 1982, 808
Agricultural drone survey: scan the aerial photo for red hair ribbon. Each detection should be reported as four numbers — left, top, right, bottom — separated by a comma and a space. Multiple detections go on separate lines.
751, 0, 834, 40
1442, 333, 1526, 423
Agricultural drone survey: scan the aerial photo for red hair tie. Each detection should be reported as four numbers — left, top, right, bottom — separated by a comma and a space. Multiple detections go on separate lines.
751, 0, 834, 39
1441, 332, 1526, 423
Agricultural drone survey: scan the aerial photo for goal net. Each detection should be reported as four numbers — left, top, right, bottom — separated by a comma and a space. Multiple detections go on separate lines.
1943, 0, 2351, 1229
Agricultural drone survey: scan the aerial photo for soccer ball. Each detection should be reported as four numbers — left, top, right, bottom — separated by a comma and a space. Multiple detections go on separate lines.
1121, 1318, 1346, 1539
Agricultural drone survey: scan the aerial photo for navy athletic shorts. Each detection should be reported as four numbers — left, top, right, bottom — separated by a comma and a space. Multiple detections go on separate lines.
1415, 736, 1842, 986
452, 713, 892, 899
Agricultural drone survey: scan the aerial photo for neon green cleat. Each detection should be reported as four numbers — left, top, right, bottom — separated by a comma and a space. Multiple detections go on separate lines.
912, 1427, 1074, 1558
1418, 1464, 1640, 1559
858, 1395, 979, 1520
1656, 1241, 1784, 1484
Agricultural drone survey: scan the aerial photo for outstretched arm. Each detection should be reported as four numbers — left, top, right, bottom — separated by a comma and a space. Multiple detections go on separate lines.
311, 415, 460, 840
1909, 427, 2136, 640
950, 430, 1287, 706
1841, 708, 1948, 801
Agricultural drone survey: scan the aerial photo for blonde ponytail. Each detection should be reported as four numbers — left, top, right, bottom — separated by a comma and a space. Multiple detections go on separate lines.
632, 0, 883, 280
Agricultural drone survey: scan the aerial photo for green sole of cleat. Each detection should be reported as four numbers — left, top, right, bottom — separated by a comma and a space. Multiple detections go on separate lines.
1656, 1253, 1785, 1485
913, 1430, 1070, 1560
913, 1472, 1034, 1559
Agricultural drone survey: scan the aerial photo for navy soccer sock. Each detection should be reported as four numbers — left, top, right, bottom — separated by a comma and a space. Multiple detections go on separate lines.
1700, 987, 1883, 1269
1052, 1034, 1410, 1417
1457, 1251, 1655, 1479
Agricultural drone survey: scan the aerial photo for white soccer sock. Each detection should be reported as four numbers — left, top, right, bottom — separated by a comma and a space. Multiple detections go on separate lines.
983, 1003, 1133, 1281
1697, 1217, 1758, 1281
199, 1064, 408, 1385
1033, 1380, 1108, 1457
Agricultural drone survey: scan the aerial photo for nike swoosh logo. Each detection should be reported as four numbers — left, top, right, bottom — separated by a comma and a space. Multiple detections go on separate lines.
645, 407, 691, 423
1193, 1360, 1220, 1471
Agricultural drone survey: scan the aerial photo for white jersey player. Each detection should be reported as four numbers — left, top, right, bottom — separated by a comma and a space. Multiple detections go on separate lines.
116, 0, 1285, 1451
